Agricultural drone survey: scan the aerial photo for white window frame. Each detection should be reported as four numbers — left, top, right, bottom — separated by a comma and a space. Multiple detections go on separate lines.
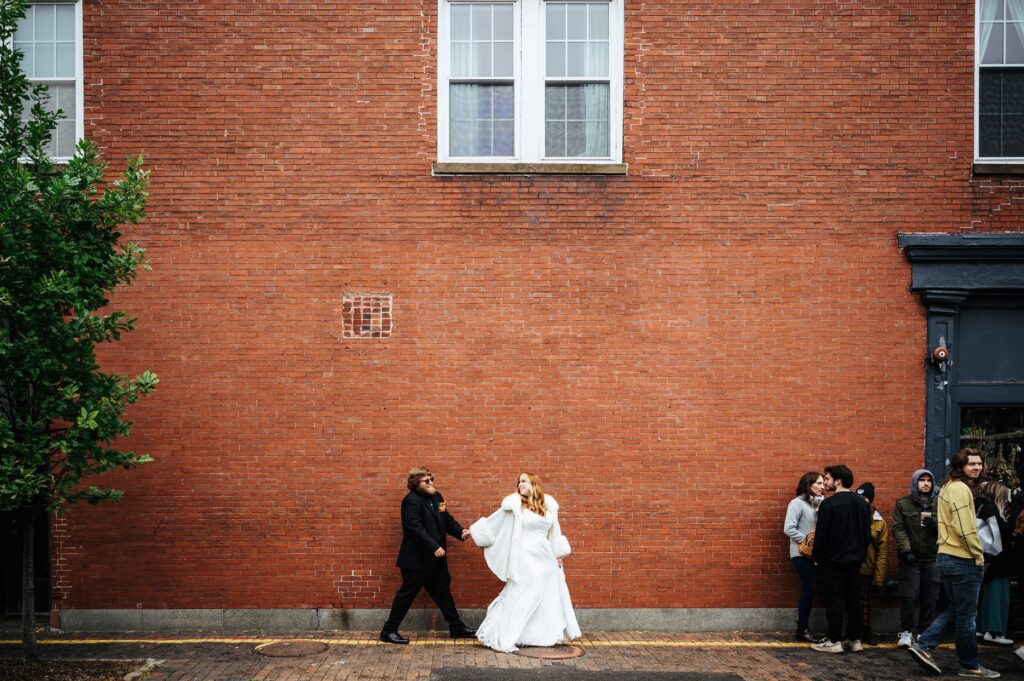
975, 0, 1024, 163
13, 1, 83, 163
437, 0, 623, 164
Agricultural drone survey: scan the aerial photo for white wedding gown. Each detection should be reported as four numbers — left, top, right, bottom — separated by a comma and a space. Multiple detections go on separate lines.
476, 509, 581, 652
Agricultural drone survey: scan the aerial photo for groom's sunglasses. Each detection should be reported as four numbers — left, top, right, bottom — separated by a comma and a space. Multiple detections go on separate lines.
420, 476, 435, 484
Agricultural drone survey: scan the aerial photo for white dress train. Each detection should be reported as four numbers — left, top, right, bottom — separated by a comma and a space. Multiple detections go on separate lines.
475, 509, 581, 652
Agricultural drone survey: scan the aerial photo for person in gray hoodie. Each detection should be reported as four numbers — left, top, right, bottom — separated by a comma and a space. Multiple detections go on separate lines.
891, 468, 939, 649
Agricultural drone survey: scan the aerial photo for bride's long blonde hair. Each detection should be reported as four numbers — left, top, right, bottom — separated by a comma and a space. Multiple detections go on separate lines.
519, 472, 547, 517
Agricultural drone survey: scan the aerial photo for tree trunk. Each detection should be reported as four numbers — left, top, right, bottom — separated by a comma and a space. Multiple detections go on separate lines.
21, 508, 38, 661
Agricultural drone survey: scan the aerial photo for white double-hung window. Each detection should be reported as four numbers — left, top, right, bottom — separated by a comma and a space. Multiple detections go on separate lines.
438, 0, 623, 164
14, 1, 83, 161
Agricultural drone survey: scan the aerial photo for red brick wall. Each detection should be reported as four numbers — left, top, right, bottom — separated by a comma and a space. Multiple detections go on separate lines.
54, 0, 1023, 612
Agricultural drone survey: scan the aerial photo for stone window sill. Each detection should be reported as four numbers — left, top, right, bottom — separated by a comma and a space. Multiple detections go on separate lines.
432, 162, 628, 176
973, 163, 1024, 175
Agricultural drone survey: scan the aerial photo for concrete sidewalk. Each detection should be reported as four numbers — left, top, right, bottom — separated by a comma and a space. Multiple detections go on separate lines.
2, 632, 1024, 680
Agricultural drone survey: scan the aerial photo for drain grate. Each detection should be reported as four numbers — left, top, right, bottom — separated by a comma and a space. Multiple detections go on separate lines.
254, 639, 330, 657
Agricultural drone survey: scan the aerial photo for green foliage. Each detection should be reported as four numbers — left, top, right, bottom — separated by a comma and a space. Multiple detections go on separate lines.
0, 0, 156, 515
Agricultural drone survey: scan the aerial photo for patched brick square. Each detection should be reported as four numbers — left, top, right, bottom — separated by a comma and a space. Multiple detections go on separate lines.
342, 293, 392, 339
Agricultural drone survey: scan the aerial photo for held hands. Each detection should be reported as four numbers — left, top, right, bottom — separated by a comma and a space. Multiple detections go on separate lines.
461, 529, 471, 540
434, 547, 446, 558
557, 558, 564, 568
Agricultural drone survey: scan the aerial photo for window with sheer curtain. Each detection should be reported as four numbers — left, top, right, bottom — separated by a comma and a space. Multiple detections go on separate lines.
14, 1, 82, 161
978, 0, 1024, 160
438, 0, 622, 163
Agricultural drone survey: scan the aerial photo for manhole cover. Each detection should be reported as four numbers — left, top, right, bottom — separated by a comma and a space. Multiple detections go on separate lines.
514, 644, 585, 659
254, 639, 330, 657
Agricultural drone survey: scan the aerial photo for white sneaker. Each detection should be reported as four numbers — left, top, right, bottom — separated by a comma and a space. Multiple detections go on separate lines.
1014, 644, 1024, 664
846, 639, 863, 652
811, 639, 844, 653
898, 631, 914, 648
983, 632, 1014, 645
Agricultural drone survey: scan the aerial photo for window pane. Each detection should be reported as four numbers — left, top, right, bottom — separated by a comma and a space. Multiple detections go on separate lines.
494, 4, 513, 40
56, 4, 75, 40
1003, 113, 1024, 154
451, 43, 471, 77
56, 119, 75, 158
35, 44, 54, 78
474, 42, 492, 76
566, 42, 586, 76
545, 84, 609, 157
55, 83, 75, 114
982, 0, 1005, 20
494, 41, 513, 77
18, 43, 34, 75
567, 4, 587, 39
451, 4, 471, 40
981, 71, 1003, 114
980, 113, 1002, 157
450, 84, 513, 157
493, 120, 514, 155
1008, 0, 1024, 19
472, 5, 492, 40
1009, 24, 1024, 62
35, 4, 54, 41
473, 121, 494, 155
1005, 70, 1024, 111
546, 120, 565, 156
545, 87, 566, 119
494, 86, 513, 118
547, 42, 565, 77
566, 85, 585, 118
589, 4, 609, 39
566, 121, 588, 156
56, 43, 74, 78
589, 41, 609, 77
13, 9, 30, 42
983, 23, 1005, 64
546, 4, 566, 40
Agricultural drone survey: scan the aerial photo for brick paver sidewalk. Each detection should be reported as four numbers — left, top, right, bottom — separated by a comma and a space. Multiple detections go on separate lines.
3, 631, 1024, 680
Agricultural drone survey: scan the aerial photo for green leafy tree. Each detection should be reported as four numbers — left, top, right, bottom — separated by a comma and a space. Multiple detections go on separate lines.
0, 0, 157, 659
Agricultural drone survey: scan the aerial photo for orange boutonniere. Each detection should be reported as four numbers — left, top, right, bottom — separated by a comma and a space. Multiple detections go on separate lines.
438, 502, 447, 513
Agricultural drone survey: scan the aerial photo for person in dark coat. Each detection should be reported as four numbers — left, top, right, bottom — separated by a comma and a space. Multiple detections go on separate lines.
810, 464, 872, 654
380, 467, 476, 644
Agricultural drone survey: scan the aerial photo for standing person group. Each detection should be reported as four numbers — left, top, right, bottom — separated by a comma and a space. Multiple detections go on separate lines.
781, 453, 1018, 678
380, 467, 580, 653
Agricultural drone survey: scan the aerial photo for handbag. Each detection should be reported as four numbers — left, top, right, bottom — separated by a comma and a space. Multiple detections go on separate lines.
977, 515, 1003, 556
797, 530, 815, 558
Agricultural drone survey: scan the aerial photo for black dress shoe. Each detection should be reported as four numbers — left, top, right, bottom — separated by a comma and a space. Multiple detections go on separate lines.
380, 631, 409, 644
450, 626, 477, 639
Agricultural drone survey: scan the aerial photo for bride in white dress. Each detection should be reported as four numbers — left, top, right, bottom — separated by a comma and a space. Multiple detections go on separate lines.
469, 472, 581, 652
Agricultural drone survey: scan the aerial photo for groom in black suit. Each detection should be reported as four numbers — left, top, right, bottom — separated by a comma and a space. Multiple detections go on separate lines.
379, 467, 477, 644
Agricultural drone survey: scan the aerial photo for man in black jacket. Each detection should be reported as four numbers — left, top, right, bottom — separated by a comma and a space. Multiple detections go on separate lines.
811, 464, 872, 654
380, 467, 476, 644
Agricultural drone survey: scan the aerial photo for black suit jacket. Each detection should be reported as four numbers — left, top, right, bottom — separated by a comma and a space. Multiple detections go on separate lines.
396, 490, 466, 571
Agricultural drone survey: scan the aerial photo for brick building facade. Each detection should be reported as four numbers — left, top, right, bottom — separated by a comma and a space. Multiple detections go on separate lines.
14, 0, 1024, 630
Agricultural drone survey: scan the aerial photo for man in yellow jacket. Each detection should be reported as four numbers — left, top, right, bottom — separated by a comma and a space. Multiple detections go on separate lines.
907, 448, 999, 679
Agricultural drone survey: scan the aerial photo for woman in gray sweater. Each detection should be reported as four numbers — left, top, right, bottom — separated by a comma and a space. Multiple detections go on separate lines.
785, 471, 825, 642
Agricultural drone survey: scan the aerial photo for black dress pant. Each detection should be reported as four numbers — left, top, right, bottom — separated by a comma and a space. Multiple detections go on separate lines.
382, 566, 464, 633
817, 560, 863, 643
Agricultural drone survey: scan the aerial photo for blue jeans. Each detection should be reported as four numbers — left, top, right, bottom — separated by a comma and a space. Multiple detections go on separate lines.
916, 554, 984, 670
